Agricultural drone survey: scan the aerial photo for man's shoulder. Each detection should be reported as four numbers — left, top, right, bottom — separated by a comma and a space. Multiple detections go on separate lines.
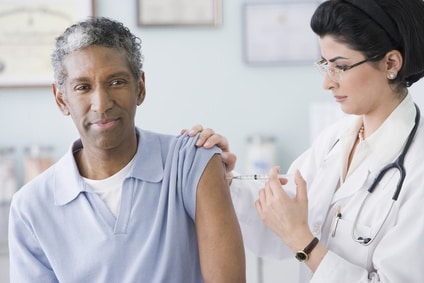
137, 128, 205, 154
137, 128, 175, 141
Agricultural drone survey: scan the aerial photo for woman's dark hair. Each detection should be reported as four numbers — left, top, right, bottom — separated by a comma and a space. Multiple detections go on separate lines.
310, 0, 424, 88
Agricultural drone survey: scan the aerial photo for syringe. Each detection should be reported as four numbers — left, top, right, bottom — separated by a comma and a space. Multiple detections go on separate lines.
229, 174, 291, 180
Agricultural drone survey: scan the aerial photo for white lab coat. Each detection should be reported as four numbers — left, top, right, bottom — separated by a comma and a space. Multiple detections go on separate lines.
231, 94, 424, 282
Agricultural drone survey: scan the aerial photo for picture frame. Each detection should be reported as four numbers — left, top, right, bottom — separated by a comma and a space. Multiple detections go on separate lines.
0, 0, 95, 88
243, 1, 320, 65
137, 0, 222, 27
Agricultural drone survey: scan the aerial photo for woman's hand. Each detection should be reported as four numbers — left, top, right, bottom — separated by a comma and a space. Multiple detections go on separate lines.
255, 166, 313, 252
182, 124, 237, 173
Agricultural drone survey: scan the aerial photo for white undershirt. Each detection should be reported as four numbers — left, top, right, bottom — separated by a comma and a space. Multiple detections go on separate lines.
83, 157, 135, 217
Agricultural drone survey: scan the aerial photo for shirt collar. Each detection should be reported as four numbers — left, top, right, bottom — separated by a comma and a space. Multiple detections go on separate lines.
54, 128, 164, 206
365, 94, 417, 168
129, 128, 164, 182
54, 140, 87, 205
340, 94, 417, 173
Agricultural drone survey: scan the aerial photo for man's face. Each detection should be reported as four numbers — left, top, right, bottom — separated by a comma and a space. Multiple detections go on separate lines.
54, 45, 145, 152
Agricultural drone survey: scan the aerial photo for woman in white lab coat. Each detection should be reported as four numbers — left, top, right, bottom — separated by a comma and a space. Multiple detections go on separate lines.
190, 0, 424, 282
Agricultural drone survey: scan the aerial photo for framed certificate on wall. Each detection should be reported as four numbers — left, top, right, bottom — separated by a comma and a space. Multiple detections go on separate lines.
0, 0, 95, 88
137, 0, 222, 26
243, 2, 320, 65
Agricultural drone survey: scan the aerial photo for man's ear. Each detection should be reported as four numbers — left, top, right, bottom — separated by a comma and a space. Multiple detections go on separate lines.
137, 72, 146, 106
52, 84, 70, 116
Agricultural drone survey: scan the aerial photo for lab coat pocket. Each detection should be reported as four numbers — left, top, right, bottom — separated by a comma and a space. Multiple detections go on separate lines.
327, 217, 373, 270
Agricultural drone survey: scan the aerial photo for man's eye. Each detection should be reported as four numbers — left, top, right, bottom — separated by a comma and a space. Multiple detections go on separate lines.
111, 80, 126, 86
74, 84, 90, 91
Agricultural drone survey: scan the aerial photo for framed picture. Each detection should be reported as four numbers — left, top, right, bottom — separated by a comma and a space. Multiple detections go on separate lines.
0, 0, 95, 88
243, 1, 320, 65
137, 0, 222, 26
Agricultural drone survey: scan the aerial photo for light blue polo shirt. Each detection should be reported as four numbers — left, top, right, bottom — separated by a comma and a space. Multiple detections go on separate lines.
9, 128, 220, 283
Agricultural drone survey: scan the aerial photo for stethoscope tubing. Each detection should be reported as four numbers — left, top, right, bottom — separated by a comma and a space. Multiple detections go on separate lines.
367, 104, 420, 200
352, 104, 420, 245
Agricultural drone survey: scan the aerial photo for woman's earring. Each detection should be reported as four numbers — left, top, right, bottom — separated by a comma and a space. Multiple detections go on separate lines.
388, 72, 397, 80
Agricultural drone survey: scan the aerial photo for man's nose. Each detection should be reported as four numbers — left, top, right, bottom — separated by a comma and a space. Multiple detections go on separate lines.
91, 86, 113, 113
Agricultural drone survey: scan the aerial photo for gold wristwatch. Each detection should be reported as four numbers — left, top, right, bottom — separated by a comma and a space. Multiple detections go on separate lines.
295, 237, 319, 262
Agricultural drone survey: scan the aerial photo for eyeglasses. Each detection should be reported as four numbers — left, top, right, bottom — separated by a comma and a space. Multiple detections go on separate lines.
314, 55, 380, 82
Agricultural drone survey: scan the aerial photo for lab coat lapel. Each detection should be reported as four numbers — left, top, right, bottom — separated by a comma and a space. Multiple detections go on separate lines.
332, 133, 402, 204
307, 139, 342, 235
333, 96, 417, 204
332, 162, 371, 203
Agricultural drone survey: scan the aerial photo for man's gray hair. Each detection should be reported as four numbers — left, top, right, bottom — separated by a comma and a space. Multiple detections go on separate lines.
51, 17, 143, 90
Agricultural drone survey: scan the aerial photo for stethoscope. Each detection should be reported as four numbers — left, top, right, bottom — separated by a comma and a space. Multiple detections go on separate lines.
350, 104, 421, 246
